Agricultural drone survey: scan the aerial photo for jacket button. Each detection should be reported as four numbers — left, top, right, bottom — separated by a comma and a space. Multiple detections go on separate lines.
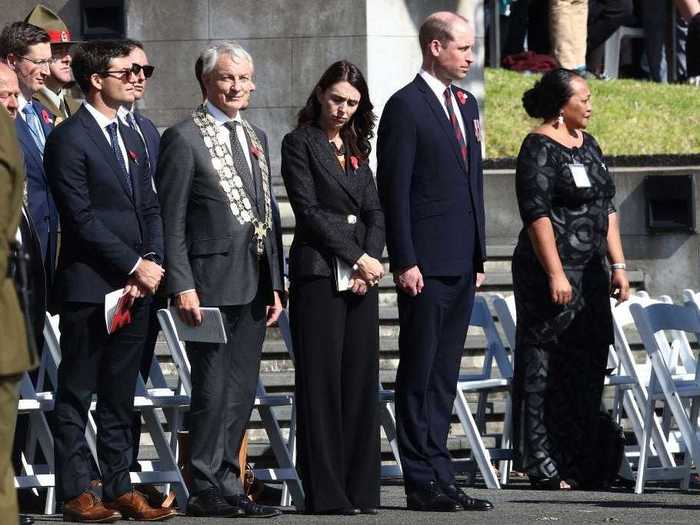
347, 214, 357, 224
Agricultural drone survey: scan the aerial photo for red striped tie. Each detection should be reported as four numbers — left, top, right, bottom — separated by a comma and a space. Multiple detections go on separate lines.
444, 88, 467, 163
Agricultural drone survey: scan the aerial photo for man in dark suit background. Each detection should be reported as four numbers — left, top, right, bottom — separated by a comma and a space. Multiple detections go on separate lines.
116, 42, 173, 505
377, 11, 492, 513
44, 39, 174, 523
157, 42, 283, 518
0, 21, 59, 294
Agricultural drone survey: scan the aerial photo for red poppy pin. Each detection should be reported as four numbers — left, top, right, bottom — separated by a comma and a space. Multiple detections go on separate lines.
128, 150, 140, 165
350, 156, 359, 171
40, 108, 52, 124
456, 91, 468, 105
250, 145, 262, 159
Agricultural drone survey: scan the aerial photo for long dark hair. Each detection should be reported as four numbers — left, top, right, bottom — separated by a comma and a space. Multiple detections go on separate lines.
297, 60, 376, 160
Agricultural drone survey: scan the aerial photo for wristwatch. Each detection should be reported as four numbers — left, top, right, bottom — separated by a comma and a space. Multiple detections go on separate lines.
143, 252, 162, 265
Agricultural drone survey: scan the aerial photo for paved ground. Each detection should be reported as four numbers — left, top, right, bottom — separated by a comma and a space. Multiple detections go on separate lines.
26, 481, 700, 525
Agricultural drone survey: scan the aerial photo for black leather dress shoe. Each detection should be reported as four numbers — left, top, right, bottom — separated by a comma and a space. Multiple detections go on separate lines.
360, 508, 378, 514
226, 495, 282, 518
19, 516, 34, 525
321, 507, 361, 515
187, 489, 245, 517
440, 484, 494, 511
406, 481, 462, 512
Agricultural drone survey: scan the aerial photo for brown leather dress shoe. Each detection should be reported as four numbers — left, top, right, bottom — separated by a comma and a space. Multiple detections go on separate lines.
105, 490, 177, 521
63, 491, 121, 523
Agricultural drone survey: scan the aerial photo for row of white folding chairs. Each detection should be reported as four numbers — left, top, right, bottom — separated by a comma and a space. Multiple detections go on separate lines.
18, 310, 303, 513
379, 294, 514, 488
491, 289, 700, 493
631, 290, 700, 493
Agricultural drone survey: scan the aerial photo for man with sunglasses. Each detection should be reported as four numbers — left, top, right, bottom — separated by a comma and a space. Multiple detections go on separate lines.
0, 22, 60, 300
117, 39, 175, 510
44, 39, 173, 523
25, 5, 83, 124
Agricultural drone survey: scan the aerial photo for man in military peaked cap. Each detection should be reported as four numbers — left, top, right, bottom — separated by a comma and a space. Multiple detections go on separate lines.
25, 4, 82, 123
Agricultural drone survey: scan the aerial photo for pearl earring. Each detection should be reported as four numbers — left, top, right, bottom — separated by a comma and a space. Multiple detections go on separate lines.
557, 114, 564, 126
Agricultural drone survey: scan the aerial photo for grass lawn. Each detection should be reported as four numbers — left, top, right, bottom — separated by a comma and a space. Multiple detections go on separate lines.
484, 68, 700, 159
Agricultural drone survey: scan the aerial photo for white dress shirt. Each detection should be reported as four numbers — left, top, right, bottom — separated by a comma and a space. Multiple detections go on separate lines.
205, 101, 253, 173
83, 102, 129, 169
418, 69, 467, 140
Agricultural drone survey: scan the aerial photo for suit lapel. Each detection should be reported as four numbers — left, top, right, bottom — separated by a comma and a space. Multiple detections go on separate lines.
15, 118, 44, 168
77, 107, 134, 202
121, 126, 143, 206
33, 100, 54, 138
454, 88, 479, 179
305, 126, 360, 205
414, 75, 467, 173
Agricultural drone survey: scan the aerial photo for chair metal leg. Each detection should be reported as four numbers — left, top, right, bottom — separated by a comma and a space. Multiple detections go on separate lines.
453, 390, 499, 489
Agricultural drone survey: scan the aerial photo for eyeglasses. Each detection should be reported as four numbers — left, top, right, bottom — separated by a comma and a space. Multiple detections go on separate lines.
18, 55, 56, 67
100, 63, 155, 79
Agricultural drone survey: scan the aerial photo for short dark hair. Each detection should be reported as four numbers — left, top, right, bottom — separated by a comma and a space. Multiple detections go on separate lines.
522, 68, 584, 120
0, 22, 50, 59
123, 38, 144, 51
72, 40, 132, 95
297, 60, 376, 160
418, 13, 469, 54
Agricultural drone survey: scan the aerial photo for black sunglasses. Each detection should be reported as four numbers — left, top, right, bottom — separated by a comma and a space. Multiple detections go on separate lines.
100, 63, 155, 79
132, 63, 155, 78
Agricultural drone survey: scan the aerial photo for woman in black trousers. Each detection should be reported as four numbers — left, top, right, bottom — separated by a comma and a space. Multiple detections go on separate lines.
281, 60, 385, 515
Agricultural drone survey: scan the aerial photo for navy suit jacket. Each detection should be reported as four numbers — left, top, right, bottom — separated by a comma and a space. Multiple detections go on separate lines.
44, 105, 164, 305
132, 110, 160, 184
15, 100, 59, 281
377, 75, 486, 276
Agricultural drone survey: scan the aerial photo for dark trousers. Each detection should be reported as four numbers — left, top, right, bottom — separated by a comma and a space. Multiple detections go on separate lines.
395, 273, 475, 491
587, 0, 635, 55
54, 299, 149, 502
130, 295, 167, 471
290, 277, 380, 513
187, 289, 267, 497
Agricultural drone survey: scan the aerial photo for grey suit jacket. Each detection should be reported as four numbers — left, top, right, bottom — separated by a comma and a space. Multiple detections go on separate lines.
156, 115, 283, 307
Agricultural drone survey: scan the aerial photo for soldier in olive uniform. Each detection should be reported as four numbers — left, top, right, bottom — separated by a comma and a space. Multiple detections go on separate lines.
0, 101, 38, 525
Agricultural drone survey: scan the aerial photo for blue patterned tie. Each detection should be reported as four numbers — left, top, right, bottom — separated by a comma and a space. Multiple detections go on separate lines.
106, 122, 132, 196
22, 102, 46, 154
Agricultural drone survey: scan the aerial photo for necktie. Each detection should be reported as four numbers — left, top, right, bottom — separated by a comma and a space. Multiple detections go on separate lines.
106, 122, 132, 196
443, 88, 467, 164
224, 121, 257, 202
22, 102, 46, 154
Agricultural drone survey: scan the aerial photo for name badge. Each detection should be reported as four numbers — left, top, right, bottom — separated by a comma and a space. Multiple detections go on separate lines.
569, 163, 591, 188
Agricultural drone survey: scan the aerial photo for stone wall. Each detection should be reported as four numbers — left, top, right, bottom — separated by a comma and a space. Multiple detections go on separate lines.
2, 0, 485, 178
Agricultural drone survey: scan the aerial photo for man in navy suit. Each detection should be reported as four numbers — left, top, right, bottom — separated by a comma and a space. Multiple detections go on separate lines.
377, 11, 492, 513
44, 40, 174, 522
0, 21, 60, 291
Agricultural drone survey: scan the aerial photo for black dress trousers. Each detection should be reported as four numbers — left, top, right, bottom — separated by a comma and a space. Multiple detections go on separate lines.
54, 298, 150, 502
394, 273, 475, 490
187, 287, 268, 498
290, 277, 380, 513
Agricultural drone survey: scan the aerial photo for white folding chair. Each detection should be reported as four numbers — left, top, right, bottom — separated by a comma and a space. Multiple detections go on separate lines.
15, 358, 57, 515
452, 295, 513, 489
43, 313, 191, 509
157, 308, 305, 509
631, 301, 700, 493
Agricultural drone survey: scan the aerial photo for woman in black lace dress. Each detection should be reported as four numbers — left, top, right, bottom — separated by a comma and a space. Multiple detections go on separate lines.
511, 69, 630, 490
